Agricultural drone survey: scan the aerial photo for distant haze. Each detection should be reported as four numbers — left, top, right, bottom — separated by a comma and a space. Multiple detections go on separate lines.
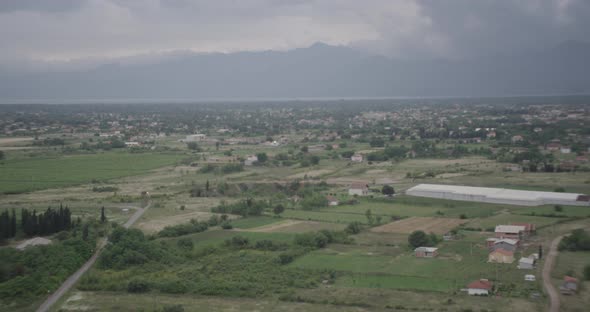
1, 41, 589, 100
0, 0, 589, 99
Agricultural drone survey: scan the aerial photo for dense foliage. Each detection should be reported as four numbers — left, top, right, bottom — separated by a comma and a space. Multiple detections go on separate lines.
20, 206, 72, 237
0, 222, 98, 308
211, 198, 266, 216
408, 230, 440, 248
559, 229, 590, 251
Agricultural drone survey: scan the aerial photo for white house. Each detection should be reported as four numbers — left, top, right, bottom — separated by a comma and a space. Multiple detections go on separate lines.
348, 183, 369, 196
351, 154, 363, 162
560, 147, 571, 154
467, 279, 493, 296
326, 196, 339, 206
244, 155, 258, 166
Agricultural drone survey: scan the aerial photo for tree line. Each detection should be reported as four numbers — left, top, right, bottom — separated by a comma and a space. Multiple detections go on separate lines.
21, 206, 72, 236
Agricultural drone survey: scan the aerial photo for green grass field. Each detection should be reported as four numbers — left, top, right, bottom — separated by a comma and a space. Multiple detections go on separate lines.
230, 216, 284, 229
0, 152, 182, 193
281, 209, 368, 224
336, 274, 454, 292
465, 213, 562, 230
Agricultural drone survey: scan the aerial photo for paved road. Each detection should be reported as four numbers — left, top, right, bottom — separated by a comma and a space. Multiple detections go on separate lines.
542, 234, 564, 312
36, 202, 150, 312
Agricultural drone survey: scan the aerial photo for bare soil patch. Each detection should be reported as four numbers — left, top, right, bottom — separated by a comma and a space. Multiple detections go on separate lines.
371, 217, 467, 235
0, 137, 34, 145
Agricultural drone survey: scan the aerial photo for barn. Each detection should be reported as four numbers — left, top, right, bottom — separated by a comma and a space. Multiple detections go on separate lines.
406, 184, 590, 206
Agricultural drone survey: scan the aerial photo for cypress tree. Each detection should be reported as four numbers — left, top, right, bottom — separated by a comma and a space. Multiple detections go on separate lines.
101, 206, 106, 223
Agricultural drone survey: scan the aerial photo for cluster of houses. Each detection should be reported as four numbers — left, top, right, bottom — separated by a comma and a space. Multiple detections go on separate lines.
487, 223, 538, 269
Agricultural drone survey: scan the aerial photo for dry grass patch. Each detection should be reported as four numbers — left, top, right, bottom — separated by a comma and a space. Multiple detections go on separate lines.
135, 211, 237, 234
242, 220, 346, 233
371, 217, 467, 234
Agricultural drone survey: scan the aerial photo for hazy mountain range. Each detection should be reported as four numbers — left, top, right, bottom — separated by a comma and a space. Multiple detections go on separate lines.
1, 41, 589, 100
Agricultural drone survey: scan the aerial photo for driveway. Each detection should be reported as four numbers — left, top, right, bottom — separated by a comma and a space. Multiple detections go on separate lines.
36, 202, 150, 312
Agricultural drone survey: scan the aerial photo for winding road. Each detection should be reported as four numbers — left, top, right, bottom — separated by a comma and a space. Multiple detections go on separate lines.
36, 202, 150, 312
542, 234, 564, 312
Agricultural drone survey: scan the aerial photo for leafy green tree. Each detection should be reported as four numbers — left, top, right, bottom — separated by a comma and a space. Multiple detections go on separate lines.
256, 153, 268, 163
408, 230, 429, 248
186, 142, 201, 151
345, 222, 362, 234
365, 209, 374, 225
584, 264, 590, 281
0, 150, 4, 160
382, 185, 395, 196
273, 204, 285, 215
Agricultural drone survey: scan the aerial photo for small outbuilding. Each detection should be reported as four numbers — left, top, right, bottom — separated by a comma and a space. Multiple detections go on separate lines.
467, 279, 493, 296
414, 247, 439, 258
517, 257, 535, 269
559, 276, 578, 295
326, 195, 339, 206
524, 274, 536, 282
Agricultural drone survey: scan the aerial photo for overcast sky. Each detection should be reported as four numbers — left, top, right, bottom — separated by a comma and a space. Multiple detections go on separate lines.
0, 0, 588, 67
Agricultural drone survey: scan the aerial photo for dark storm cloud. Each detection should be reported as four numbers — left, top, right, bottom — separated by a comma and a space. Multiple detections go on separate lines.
0, 0, 587, 65
0, 0, 84, 13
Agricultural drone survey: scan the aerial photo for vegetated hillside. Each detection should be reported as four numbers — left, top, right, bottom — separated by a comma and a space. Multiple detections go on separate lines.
0, 41, 589, 99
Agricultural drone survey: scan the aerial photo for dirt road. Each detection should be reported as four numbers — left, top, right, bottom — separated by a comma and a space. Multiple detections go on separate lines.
36, 202, 150, 312
542, 235, 564, 312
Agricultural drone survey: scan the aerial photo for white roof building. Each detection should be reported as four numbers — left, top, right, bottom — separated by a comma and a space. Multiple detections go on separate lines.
406, 184, 590, 206
495, 226, 526, 234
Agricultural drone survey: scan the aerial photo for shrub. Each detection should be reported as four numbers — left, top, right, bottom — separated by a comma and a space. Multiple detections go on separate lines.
127, 279, 150, 293
162, 305, 184, 312
345, 222, 362, 234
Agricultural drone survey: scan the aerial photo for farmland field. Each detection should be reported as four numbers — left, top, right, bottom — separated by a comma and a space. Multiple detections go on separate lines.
0, 152, 183, 193
371, 217, 467, 234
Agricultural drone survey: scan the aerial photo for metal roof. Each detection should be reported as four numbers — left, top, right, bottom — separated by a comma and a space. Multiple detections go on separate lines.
406, 184, 587, 205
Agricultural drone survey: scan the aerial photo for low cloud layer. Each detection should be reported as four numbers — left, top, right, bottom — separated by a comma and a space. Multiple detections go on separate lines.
0, 0, 588, 67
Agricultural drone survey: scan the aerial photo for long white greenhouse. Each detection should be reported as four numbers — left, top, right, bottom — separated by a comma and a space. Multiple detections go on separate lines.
406, 184, 590, 207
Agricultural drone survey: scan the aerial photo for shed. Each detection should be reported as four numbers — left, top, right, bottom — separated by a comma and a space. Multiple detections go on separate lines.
518, 257, 535, 269
414, 247, 439, 258
559, 276, 578, 295
524, 274, 536, 282
326, 195, 339, 206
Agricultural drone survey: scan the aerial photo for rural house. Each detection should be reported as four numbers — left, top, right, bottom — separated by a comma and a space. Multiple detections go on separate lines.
559, 276, 578, 295
488, 248, 515, 263
326, 195, 339, 206
495, 225, 526, 240
486, 238, 519, 252
348, 183, 369, 196
351, 154, 363, 162
511, 223, 536, 236
244, 155, 258, 166
517, 257, 535, 270
466, 279, 493, 296
414, 247, 439, 258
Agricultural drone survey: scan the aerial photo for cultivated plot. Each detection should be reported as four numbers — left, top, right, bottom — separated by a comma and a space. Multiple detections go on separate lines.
371, 217, 467, 234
